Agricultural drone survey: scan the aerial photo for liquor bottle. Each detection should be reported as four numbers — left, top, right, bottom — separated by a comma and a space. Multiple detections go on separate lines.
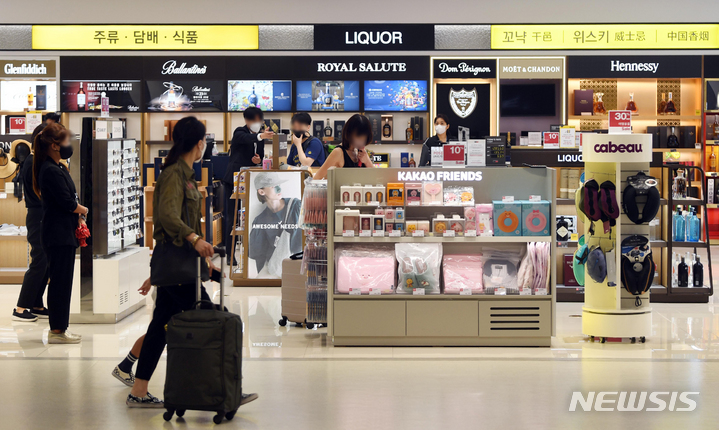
405, 91, 415, 108
658, 93, 667, 115
593, 92, 606, 115
664, 92, 677, 115
710, 147, 717, 173
667, 126, 679, 148
556, 216, 570, 241
168, 82, 176, 109
323, 119, 333, 140
408, 153, 416, 167
625, 92, 638, 114
678, 257, 688, 287
712, 115, 719, 139
405, 121, 413, 142
688, 207, 701, 242
27, 86, 34, 110
77, 82, 86, 110
323, 83, 333, 108
382, 118, 392, 139
332, 91, 339, 109
673, 171, 687, 199
414, 120, 420, 140
248, 85, 258, 107
673, 206, 685, 241
693, 256, 704, 287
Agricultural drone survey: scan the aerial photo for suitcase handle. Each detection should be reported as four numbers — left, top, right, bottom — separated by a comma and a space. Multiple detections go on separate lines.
197, 247, 227, 310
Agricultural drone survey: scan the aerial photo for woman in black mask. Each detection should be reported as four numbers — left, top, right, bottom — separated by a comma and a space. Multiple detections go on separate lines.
33, 123, 89, 344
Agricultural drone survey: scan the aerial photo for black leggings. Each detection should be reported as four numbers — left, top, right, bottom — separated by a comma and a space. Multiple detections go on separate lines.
135, 284, 211, 381
46, 245, 76, 331
17, 208, 48, 309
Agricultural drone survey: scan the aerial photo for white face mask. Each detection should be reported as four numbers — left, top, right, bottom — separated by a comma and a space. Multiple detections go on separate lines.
195, 141, 207, 163
435, 124, 447, 135
249, 122, 262, 133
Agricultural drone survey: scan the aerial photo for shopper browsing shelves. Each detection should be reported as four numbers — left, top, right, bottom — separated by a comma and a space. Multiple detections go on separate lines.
287, 112, 326, 168
418, 114, 450, 167
314, 114, 374, 179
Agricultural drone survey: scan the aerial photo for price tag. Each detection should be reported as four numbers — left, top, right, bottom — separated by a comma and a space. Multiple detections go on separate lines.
25, 113, 42, 134
529, 195, 541, 202
502, 196, 514, 203
372, 231, 385, 237
496, 287, 507, 296
528, 132, 542, 146
344, 201, 357, 206
369, 288, 381, 296
608, 110, 632, 135
535, 288, 548, 296
519, 288, 532, 296
459, 287, 472, 296
9, 117, 25, 134
412, 230, 425, 237
389, 230, 402, 237
560, 126, 576, 148
443, 144, 465, 167
342, 230, 355, 237
413, 288, 425, 296
408, 201, 421, 206
570, 233, 579, 241
368, 201, 380, 206
95, 121, 108, 139
543, 132, 560, 149
112, 121, 123, 138
465, 229, 477, 237
349, 288, 362, 295
359, 230, 372, 237
431, 147, 443, 166
466, 139, 486, 167
444, 230, 456, 237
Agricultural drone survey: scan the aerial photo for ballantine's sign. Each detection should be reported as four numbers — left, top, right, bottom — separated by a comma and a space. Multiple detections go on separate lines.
316, 62, 406, 72
610, 61, 659, 73
4, 63, 47, 75
162, 60, 207, 75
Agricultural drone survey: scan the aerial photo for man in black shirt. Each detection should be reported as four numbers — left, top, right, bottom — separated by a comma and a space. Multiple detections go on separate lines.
222, 107, 274, 264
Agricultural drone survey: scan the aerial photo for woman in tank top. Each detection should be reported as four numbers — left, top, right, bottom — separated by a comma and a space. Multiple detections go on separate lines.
314, 114, 374, 180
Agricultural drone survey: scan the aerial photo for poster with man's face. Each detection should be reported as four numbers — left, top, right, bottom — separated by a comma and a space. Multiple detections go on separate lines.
247, 171, 303, 279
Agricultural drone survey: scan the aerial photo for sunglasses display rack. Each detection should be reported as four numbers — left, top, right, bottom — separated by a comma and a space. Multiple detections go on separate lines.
326, 167, 556, 347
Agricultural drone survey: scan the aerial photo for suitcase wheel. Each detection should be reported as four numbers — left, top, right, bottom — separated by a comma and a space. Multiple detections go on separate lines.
226, 409, 237, 421
177, 409, 186, 417
305, 319, 314, 329
278, 316, 288, 327
213, 412, 225, 424
163, 410, 174, 421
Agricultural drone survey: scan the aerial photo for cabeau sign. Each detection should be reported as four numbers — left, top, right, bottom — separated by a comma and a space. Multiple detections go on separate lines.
583, 133, 652, 163
0, 60, 56, 78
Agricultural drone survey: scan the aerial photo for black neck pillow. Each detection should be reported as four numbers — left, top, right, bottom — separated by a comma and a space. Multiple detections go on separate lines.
623, 182, 660, 225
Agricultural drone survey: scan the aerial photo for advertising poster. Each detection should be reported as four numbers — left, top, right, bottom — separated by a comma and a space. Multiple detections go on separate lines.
61, 80, 141, 112
247, 171, 303, 279
0, 81, 57, 112
363, 80, 428, 111
227, 80, 292, 112
145, 80, 224, 111
296, 80, 360, 112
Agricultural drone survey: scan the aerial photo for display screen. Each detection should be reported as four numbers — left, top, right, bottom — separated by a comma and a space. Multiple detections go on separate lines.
707, 81, 719, 111
0, 81, 57, 112
500, 84, 556, 117
145, 80, 224, 112
296, 80, 360, 112
227, 80, 292, 112
363, 80, 428, 111
61, 80, 142, 112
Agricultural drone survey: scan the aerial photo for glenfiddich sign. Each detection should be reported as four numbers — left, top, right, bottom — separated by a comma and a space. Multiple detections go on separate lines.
0, 60, 56, 78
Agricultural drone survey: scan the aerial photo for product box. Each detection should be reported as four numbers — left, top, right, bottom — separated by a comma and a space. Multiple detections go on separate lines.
394, 208, 405, 222
646, 126, 661, 148
417, 220, 430, 235
372, 184, 386, 205
520, 200, 551, 236
574, 89, 594, 115
405, 182, 422, 205
432, 217, 449, 234
400, 152, 409, 168
381, 114, 393, 141
313, 120, 324, 139
368, 114, 382, 143
422, 181, 443, 205
417, 116, 424, 140
485, 137, 505, 165
372, 215, 385, 232
387, 183, 404, 206
476, 204, 494, 236
564, 254, 579, 286
385, 222, 395, 233
384, 208, 395, 221
334, 120, 345, 142
405, 221, 418, 234
680, 126, 697, 148
359, 215, 373, 233
492, 201, 522, 236
448, 218, 465, 234
340, 185, 352, 204
335, 208, 360, 235
350, 185, 363, 204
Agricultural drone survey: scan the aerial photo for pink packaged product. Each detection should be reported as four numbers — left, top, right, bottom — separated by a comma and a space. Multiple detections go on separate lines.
443, 254, 484, 294
336, 248, 396, 294
464, 206, 477, 231
476, 204, 494, 236
405, 182, 422, 205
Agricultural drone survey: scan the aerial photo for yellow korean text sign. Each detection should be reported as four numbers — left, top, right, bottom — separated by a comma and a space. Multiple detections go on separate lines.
32, 25, 258, 50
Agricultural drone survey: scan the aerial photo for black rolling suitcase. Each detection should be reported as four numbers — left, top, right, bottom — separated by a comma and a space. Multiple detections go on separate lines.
163, 247, 244, 424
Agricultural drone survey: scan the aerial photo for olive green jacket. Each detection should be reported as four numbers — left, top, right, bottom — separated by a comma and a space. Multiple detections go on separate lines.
153, 159, 203, 247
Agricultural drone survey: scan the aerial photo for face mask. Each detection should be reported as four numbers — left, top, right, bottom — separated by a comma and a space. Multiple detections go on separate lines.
196, 142, 207, 163
59, 144, 73, 160
293, 130, 305, 138
435, 124, 447, 135
249, 122, 262, 133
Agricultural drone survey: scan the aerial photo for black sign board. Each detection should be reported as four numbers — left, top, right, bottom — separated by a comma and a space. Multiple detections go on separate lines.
510, 148, 584, 167
61, 80, 142, 112
0, 133, 32, 154
432, 59, 496, 79
705, 56, 719, 79
314, 25, 434, 51
567, 55, 702, 79
60, 56, 144, 80
142, 56, 226, 80
435, 83, 491, 140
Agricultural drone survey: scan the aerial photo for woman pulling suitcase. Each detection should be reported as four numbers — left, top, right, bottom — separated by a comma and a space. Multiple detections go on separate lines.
127, 117, 257, 408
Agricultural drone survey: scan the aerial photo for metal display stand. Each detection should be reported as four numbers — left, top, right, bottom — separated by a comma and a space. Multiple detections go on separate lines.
327, 166, 557, 347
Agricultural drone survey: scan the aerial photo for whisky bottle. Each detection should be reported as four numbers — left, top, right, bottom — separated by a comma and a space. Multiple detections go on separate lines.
408, 153, 416, 167
405, 121, 414, 142
712, 115, 719, 139
168, 82, 176, 109
414, 121, 420, 140
382, 118, 392, 139
323, 118, 333, 140
405, 91, 415, 108
248, 85, 258, 107
658, 93, 667, 115
664, 92, 677, 115
77, 82, 86, 110
625, 92, 638, 114
594, 92, 606, 115
27, 86, 34, 111
667, 126, 679, 148
323, 83, 333, 108
710, 147, 717, 173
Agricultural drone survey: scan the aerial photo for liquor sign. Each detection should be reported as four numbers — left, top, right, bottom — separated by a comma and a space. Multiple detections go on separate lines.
491, 24, 719, 50
498, 58, 563, 79
314, 25, 434, 51
510, 148, 584, 167
443, 144, 465, 167
0, 60, 56, 78
32, 25, 259, 50
608, 110, 632, 134
543, 132, 560, 149
583, 134, 652, 163
567, 55, 702, 79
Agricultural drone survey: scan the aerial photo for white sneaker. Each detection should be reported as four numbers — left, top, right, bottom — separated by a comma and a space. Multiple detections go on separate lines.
48, 331, 81, 344
112, 366, 135, 387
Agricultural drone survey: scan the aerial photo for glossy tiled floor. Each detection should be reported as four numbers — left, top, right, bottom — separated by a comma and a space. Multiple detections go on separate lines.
2, 269, 719, 428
